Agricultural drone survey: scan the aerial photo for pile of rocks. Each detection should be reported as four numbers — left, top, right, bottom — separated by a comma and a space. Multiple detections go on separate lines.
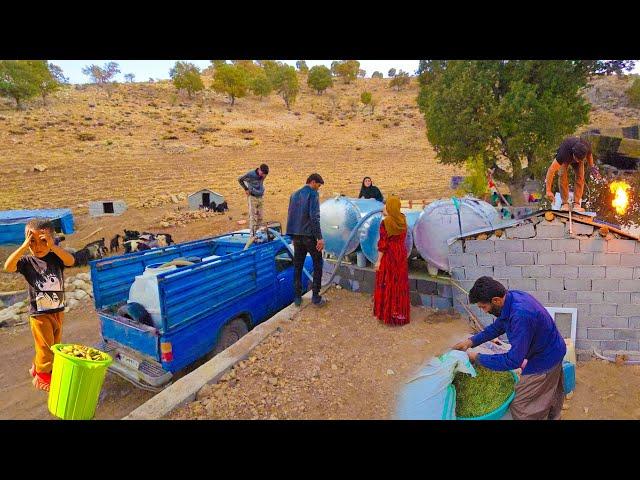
138, 192, 187, 209
0, 272, 94, 328
159, 209, 224, 228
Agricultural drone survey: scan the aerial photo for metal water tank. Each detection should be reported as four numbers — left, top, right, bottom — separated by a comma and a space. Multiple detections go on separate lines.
413, 198, 501, 272
320, 196, 383, 256
404, 210, 422, 257
359, 213, 414, 264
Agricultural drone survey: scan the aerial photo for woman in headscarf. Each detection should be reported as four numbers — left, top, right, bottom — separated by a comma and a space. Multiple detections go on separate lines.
373, 196, 410, 326
358, 177, 384, 203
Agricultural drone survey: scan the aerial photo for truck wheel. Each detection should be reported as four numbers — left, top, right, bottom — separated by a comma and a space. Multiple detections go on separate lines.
214, 318, 249, 355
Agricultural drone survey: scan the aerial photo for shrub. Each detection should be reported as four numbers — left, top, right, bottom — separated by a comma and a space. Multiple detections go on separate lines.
627, 77, 640, 108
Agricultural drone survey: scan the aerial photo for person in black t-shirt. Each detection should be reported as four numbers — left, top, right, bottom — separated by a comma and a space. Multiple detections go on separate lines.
358, 177, 384, 203
3, 219, 75, 392
544, 136, 601, 212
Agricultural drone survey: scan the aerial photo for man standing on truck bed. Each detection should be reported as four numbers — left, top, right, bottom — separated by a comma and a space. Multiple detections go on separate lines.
287, 173, 327, 308
238, 163, 269, 239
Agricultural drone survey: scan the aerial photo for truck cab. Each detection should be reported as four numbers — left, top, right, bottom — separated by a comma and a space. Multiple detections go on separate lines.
90, 231, 313, 389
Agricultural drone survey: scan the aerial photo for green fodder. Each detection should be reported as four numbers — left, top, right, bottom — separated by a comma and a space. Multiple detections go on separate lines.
453, 366, 515, 418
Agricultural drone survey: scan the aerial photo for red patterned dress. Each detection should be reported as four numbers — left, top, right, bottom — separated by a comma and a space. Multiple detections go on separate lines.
373, 222, 410, 325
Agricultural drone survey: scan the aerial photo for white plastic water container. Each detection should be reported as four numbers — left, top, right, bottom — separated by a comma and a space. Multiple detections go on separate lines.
128, 263, 177, 328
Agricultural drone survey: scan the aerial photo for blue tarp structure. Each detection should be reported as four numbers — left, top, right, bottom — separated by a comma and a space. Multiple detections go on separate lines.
0, 209, 75, 245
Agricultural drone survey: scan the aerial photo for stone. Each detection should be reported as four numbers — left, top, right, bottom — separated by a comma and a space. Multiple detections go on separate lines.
386, 369, 395, 375
74, 289, 88, 300
33, 164, 47, 172
170, 194, 179, 204
160, 221, 170, 228
237, 220, 247, 225
67, 298, 79, 310
72, 279, 86, 289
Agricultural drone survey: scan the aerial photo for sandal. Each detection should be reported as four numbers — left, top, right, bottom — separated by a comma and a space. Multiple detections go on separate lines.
560, 203, 570, 211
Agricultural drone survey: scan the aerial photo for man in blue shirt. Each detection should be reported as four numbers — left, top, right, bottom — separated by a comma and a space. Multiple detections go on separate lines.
453, 276, 566, 420
286, 173, 327, 308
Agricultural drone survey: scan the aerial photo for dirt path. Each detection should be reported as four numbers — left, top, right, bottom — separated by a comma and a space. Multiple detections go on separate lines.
168, 288, 473, 420
0, 306, 154, 420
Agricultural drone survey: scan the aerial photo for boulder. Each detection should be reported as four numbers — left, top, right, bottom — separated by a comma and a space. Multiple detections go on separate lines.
74, 289, 88, 300
0, 309, 20, 323
77, 273, 91, 282
72, 279, 86, 289
66, 283, 76, 292
67, 298, 79, 310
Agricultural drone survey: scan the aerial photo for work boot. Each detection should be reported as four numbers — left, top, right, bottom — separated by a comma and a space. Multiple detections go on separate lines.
294, 296, 302, 307
312, 296, 328, 308
573, 203, 585, 213
32, 372, 51, 392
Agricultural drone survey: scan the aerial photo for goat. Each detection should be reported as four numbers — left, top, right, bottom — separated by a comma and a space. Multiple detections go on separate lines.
124, 229, 141, 242
123, 239, 152, 253
215, 201, 229, 213
73, 248, 92, 267
109, 234, 122, 253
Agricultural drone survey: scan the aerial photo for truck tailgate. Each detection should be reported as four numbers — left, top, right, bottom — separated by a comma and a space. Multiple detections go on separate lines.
99, 312, 159, 360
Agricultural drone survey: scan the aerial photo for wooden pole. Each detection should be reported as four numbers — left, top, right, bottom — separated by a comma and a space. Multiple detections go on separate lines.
79, 227, 104, 242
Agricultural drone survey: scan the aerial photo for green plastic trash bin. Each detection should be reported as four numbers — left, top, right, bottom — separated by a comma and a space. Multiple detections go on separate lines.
48, 344, 113, 420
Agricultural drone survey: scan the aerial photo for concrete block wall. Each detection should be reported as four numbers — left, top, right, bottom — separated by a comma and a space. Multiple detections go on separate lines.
448, 214, 640, 359
322, 261, 454, 310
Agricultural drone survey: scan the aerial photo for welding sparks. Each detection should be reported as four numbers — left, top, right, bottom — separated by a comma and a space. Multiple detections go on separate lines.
610, 181, 631, 215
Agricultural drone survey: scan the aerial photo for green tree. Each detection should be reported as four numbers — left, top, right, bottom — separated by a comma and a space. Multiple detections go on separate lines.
0, 60, 45, 109
211, 63, 249, 105
360, 91, 375, 114
417, 60, 591, 204
388, 68, 396, 78
296, 60, 309, 73
358, 69, 366, 78
307, 65, 333, 94
124, 73, 135, 83
38, 62, 68, 105
332, 60, 360, 84
372, 71, 383, 79
627, 77, 640, 108
271, 64, 299, 110
211, 60, 226, 68
250, 69, 272, 99
457, 155, 489, 199
169, 61, 204, 98
389, 70, 410, 91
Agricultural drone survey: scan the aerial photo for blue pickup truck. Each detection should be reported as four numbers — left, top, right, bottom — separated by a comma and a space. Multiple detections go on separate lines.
89, 230, 313, 389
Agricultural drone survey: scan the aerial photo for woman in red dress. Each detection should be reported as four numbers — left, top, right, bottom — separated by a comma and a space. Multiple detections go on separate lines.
373, 196, 410, 326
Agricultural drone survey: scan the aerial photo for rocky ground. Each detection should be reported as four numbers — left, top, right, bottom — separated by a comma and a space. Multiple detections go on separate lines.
167, 288, 472, 420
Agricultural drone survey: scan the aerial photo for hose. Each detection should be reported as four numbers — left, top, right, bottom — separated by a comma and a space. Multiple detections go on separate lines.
592, 348, 640, 365
266, 228, 313, 282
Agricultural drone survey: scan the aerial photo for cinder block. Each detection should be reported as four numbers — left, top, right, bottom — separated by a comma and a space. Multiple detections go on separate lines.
432, 296, 453, 310
408, 278, 418, 292
438, 284, 453, 298
465, 240, 495, 253
339, 277, 352, 290
617, 304, 639, 316
522, 265, 551, 278
577, 350, 594, 361
636, 241, 640, 253
632, 293, 640, 305
536, 278, 564, 291
619, 280, 640, 292
605, 266, 634, 279
509, 278, 536, 291
566, 253, 594, 266
620, 254, 640, 267
449, 240, 464, 254
602, 316, 629, 328
572, 222, 594, 235
450, 267, 465, 281
635, 267, 640, 279
536, 224, 566, 238
476, 252, 506, 266
577, 327, 588, 340
551, 265, 579, 279
614, 326, 638, 339
552, 239, 580, 253
579, 316, 603, 328
537, 252, 566, 265
587, 328, 615, 340
493, 265, 522, 279
494, 239, 524, 252
578, 290, 602, 303
580, 238, 607, 253
578, 265, 605, 279
530, 291, 549, 303
593, 253, 621, 266
549, 290, 577, 303
505, 223, 535, 239
464, 267, 495, 281
410, 292, 422, 306
607, 239, 637, 254
506, 252, 536, 265
630, 317, 640, 328
605, 292, 631, 304
524, 239, 552, 252
592, 279, 620, 291
448, 253, 478, 268
590, 304, 618, 316
416, 279, 438, 295
600, 340, 628, 350
576, 339, 601, 350
419, 295, 433, 307
627, 341, 640, 351
564, 278, 591, 290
